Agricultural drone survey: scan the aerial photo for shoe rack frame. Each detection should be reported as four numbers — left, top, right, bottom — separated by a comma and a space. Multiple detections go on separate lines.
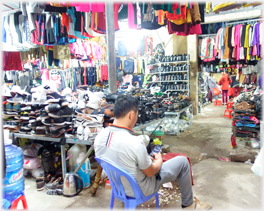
147, 55, 190, 96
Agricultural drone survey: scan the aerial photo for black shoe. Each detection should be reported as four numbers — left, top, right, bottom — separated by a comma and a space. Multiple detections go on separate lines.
31, 129, 46, 136
45, 103, 61, 113
65, 117, 73, 125
51, 117, 65, 126
46, 92, 64, 103
48, 107, 74, 118
58, 98, 69, 107
49, 128, 66, 138
42, 118, 53, 126
39, 109, 49, 120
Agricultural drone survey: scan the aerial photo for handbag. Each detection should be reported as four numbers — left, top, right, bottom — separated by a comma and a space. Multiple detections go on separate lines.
124, 59, 134, 74
213, 87, 221, 96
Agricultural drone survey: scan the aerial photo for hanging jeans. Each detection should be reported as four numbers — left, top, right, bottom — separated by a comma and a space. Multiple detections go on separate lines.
233, 87, 240, 98
222, 90, 228, 104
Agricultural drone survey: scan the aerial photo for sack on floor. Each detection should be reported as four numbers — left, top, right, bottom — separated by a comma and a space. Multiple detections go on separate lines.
213, 87, 221, 96
251, 147, 263, 177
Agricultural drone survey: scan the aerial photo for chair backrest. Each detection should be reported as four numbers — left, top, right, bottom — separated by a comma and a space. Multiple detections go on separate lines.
95, 157, 144, 201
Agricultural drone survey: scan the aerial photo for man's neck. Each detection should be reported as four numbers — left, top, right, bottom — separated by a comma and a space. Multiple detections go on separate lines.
113, 119, 133, 130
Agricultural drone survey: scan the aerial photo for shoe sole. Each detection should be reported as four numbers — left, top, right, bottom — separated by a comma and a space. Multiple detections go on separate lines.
47, 99, 60, 103
52, 122, 66, 126
20, 117, 30, 120
30, 132, 46, 136
61, 102, 69, 107
48, 113, 72, 118
37, 187, 45, 191
21, 127, 31, 130
50, 129, 66, 138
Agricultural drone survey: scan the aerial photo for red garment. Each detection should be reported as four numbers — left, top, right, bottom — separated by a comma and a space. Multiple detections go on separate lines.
101, 65, 108, 82
166, 5, 186, 20
31, 20, 42, 45
83, 67, 87, 85
3, 52, 23, 71
218, 74, 232, 90
162, 152, 194, 186
61, 13, 69, 33
96, 3, 120, 32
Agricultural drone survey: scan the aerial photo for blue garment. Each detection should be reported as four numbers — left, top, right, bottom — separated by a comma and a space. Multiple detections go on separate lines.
116, 57, 121, 69
118, 40, 127, 56
88, 67, 95, 86
3, 16, 6, 42
73, 70, 77, 91
236, 123, 256, 127
132, 75, 142, 86
67, 7, 88, 39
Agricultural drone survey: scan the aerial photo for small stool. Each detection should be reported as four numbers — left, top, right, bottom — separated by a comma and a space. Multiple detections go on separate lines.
224, 109, 233, 119
214, 99, 222, 106
226, 101, 234, 109
10, 195, 28, 210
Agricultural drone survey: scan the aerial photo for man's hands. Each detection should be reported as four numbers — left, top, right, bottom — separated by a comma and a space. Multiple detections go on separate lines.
143, 152, 163, 177
150, 152, 162, 162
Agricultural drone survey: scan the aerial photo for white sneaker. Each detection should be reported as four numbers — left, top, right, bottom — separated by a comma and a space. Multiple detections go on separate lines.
77, 125, 84, 141
83, 127, 91, 140
254, 86, 260, 95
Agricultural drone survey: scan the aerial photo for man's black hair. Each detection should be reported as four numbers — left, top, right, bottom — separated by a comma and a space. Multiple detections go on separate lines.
113, 94, 139, 119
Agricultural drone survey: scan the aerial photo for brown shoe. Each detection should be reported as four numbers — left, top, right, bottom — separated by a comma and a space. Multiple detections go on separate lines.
183, 197, 212, 210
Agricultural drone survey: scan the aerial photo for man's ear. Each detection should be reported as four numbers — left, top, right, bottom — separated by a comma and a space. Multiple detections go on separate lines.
128, 111, 134, 120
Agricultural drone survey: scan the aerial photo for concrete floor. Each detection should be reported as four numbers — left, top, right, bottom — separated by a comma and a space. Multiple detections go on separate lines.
21, 103, 263, 210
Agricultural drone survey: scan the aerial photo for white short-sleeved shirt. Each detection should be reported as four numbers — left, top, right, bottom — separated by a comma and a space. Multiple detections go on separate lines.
94, 125, 156, 197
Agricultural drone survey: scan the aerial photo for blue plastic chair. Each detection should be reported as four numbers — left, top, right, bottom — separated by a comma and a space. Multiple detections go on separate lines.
95, 157, 159, 209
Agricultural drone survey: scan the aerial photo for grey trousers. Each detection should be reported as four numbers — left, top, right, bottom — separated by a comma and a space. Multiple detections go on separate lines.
154, 156, 193, 207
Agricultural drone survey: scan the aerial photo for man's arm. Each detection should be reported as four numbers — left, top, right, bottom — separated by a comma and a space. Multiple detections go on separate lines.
142, 152, 163, 177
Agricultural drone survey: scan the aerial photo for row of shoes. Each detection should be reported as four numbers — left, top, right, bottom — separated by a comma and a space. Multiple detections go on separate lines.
161, 83, 189, 92
36, 174, 63, 195
160, 74, 188, 81
158, 54, 189, 63
150, 64, 188, 73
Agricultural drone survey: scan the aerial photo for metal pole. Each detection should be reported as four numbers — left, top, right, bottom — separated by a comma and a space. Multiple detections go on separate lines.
105, 2, 117, 93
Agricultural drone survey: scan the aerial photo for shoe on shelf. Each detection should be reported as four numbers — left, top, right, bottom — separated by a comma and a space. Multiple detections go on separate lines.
48, 106, 74, 118
41, 118, 53, 126
77, 125, 84, 141
46, 177, 63, 190
12, 103, 21, 112
7, 94, 24, 103
20, 111, 30, 120
49, 128, 66, 138
51, 117, 65, 126
31, 129, 46, 136
46, 92, 65, 103
45, 103, 61, 113
58, 98, 69, 107
36, 177, 45, 191
46, 189, 63, 195
183, 197, 212, 210
20, 105, 32, 112
5, 102, 13, 111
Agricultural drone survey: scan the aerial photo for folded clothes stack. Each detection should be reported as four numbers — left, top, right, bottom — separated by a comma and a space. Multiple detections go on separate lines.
232, 86, 262, 147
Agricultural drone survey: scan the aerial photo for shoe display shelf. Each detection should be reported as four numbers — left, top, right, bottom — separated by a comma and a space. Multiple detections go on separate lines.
146, 55, 190, 96
133, 118, 165, 135
10, 133, 94, 180
163, 104, 193, 137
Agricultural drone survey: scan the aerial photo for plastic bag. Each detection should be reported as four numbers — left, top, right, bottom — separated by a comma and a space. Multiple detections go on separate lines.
251, 147, 263, 177
213, 87, 221, 96
23, 156, 42, 170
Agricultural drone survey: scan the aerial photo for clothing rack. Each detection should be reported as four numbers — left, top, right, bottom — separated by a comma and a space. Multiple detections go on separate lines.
198, 34, 217, 37
226, 18, 263, 26
2, 8, 21, 15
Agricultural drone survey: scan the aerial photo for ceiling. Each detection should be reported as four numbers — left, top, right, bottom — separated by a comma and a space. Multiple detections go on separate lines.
2, 2, 20, 12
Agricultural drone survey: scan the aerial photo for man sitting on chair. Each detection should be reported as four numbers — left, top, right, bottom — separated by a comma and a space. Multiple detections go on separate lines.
94, 95, 212, 210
